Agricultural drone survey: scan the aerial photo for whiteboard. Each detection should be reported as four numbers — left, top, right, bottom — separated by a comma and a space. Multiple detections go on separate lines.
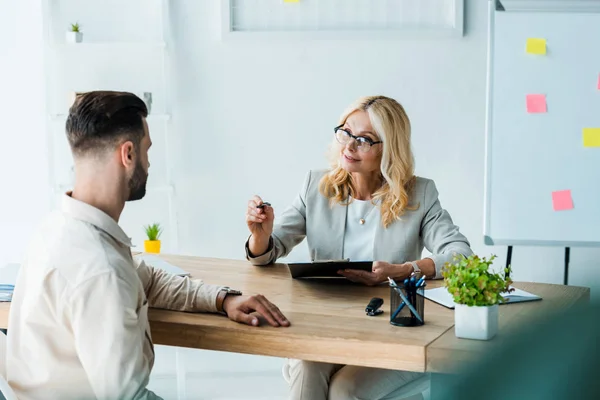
484, 0, 600, 247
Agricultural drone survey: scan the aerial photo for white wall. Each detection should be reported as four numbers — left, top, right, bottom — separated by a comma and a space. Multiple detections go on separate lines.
168, 0, 599, 299
2, 0, 598, 399
3, 0, 593, 292
0, 0, 49, 268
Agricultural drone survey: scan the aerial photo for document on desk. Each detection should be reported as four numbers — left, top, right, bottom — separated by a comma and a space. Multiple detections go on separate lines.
423, 286, 541, 309
137, 255, 190, 276
0, 263, 20, 302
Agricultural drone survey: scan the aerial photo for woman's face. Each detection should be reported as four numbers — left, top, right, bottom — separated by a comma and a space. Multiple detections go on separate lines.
338, 110, 382, 174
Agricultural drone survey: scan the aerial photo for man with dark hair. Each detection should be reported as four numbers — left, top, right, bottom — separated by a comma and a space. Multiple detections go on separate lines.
6, 91, 290, 400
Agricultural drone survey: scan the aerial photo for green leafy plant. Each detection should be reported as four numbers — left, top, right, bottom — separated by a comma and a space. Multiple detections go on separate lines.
442, 254, 513, 307
70, 22, 81, 32
144, 223, 162, 241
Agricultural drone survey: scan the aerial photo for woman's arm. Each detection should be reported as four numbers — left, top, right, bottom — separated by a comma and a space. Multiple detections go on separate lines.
420, 180, 473, 278
245, 171, 313, 266
410, 258, 436, 279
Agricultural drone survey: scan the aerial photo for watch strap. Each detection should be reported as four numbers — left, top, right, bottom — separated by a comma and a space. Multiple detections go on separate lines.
216, 287, 243, 314
411, 261, 421, 274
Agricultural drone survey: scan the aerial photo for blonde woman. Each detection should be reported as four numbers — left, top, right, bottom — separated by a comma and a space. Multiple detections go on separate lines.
244, 96, 473, 400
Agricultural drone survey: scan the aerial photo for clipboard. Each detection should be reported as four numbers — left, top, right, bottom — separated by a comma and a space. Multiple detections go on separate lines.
286, 260, 373, 279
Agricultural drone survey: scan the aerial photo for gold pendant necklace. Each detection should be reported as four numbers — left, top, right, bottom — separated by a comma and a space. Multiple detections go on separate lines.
359, 204, 376, 225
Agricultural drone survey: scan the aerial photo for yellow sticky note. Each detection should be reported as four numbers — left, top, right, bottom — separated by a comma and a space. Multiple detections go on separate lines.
284, 0, 300, 2
526, 38, 546, 55
583, 128, 600, 147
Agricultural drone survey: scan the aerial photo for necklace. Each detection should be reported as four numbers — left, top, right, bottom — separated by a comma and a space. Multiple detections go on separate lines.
358, 202, 377, 225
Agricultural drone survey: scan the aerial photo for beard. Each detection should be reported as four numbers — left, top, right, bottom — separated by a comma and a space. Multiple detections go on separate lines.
127, 159, 148, 201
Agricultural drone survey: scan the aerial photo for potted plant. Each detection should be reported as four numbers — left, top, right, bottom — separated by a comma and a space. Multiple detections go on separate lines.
144, 223, 162, 253
443, 254, 513, 341
66, 22, 83, 43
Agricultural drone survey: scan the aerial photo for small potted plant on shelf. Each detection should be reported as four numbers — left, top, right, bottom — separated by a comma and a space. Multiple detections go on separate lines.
66, 22, 83, 43
443, 254, 513, 341
144, 223, 162, 253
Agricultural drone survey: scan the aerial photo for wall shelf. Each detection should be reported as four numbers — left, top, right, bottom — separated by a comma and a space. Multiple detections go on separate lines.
50, 42, 167, 49
49, 113, 171, 121
52, 184, 174, 194
42, 0, 179, 253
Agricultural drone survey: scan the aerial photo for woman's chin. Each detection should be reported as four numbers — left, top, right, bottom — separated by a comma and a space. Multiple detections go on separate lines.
340, 160, 360, 173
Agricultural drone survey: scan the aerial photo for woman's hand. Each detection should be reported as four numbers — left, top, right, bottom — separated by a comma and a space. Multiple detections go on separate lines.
246, 195, 274, 256
338, 261, 413, 286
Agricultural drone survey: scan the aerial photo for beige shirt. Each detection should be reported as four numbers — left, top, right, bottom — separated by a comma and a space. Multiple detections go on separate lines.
7, 194, 223, 400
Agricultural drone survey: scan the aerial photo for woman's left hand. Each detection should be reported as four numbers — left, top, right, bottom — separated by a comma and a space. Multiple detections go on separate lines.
338, 261, 408, 286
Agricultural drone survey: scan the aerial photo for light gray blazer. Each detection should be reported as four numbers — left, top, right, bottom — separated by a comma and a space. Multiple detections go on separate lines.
246, 169, 473, 278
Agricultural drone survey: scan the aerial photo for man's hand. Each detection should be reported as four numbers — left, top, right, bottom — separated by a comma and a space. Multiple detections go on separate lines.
223, 294, 290, 327
338, 261, 413, 286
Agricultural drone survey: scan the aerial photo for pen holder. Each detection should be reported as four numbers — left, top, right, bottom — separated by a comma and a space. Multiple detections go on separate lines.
389, 282, 426, 327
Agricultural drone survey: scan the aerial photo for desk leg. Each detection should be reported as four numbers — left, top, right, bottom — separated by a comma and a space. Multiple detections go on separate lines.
175, 348, 187, 400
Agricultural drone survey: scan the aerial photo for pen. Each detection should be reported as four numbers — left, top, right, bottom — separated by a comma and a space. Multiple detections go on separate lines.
256, 202, 271, 209
388, 277, 423, 324
409, 277, 416, 314
391, 302, 405, 320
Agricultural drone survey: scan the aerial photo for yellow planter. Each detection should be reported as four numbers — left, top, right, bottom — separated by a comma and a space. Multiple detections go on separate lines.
144, 240, 161, 254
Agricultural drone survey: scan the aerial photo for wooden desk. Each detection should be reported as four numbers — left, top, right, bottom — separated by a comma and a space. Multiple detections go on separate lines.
0, 255, 590, 374
145, 256, 455, 372
426, 281, 590, 373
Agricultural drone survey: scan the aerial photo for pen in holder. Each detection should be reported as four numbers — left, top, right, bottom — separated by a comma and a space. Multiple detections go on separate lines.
388, 277, 426, 327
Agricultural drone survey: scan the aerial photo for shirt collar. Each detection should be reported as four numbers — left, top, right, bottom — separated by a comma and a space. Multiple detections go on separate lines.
61, 192, 133, 248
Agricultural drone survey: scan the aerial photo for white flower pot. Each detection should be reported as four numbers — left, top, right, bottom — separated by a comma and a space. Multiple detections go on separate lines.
66, 31, 83, 43
454, 303, 499, 340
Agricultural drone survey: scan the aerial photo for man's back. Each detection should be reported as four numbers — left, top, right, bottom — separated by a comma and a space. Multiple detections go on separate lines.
4, 90, 290, 399
7, 197, 155, 400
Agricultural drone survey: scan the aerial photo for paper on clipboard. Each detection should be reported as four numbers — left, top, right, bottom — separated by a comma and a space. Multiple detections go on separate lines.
423, 286, 541, 309
137, 254, 190, 276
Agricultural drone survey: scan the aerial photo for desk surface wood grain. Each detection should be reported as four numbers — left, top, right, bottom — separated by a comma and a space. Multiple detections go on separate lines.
0, 255, 590, 373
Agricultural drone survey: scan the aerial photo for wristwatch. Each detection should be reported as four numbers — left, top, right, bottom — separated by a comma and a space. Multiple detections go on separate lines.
410, 261, 421, 275
216, 287, 243, 314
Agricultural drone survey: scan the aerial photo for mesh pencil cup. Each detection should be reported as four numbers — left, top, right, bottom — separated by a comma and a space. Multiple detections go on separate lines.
389, 281, 426, 327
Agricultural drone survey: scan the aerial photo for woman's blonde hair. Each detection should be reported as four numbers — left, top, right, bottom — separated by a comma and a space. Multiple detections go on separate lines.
319, 95, 417, 228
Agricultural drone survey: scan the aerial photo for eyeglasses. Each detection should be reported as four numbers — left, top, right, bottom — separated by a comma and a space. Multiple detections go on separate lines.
334, 125, 382, 153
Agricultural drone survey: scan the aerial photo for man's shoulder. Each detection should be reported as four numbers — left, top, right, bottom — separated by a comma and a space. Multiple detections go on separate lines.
26, 210, 133, 286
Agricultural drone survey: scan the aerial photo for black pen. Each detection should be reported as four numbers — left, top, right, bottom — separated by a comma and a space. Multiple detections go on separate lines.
256, 202, 271, 209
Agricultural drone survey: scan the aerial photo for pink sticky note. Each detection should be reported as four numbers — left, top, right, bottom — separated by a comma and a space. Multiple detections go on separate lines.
526, 94, 547, 113
597, 73, 600, 90
552, 190, 574, 211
